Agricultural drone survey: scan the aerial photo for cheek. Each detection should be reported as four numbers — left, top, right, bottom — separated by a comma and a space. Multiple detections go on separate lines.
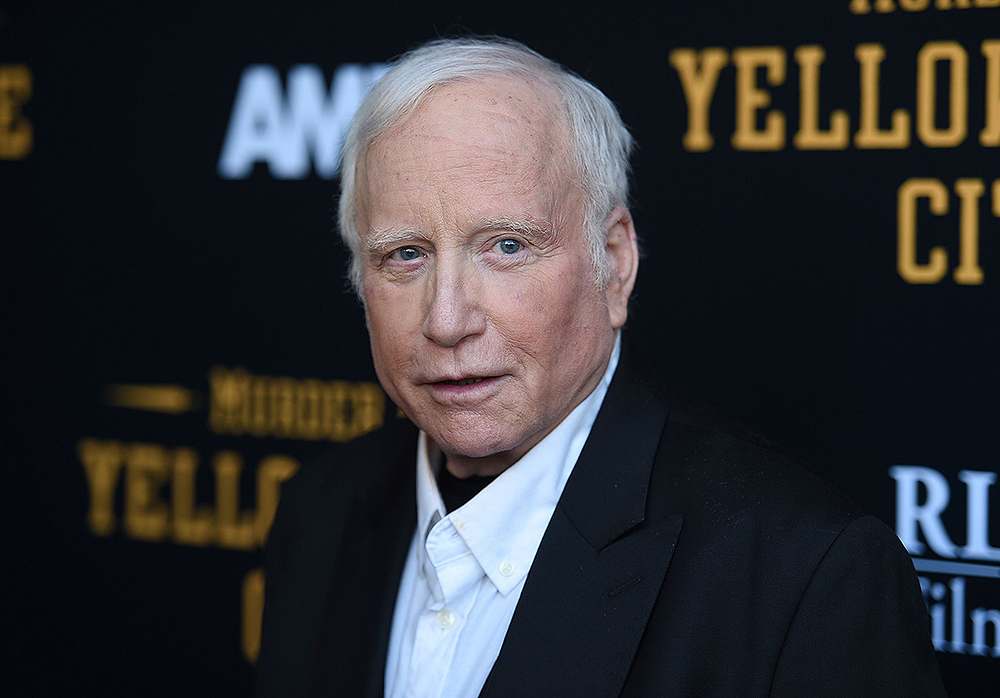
364, 276, 408, 327
509, 289, 546, 317
364, 300, 402, 361
364, 286, 425, 375
362, 274, 383, 311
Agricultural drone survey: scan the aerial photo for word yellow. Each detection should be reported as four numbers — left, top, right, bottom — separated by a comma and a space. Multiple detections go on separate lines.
898, 178, 1000, 284
669, 40, 1000, 151
0, 64, 32, 159
851, 0, 1000, 12
78, 439, 298, 550
209, 366, 384, 441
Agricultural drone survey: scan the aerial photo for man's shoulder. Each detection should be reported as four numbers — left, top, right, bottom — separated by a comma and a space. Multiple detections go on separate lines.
645, 401, 914, 619
652, 400, 873, 552
610, 342, 867, 535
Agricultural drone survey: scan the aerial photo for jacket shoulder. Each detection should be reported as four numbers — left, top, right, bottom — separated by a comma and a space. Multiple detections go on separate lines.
656, 406, 865, 534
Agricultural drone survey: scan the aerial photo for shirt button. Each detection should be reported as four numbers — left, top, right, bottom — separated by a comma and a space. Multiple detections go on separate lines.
499, 560, 514, 576
435, 609, 456, 629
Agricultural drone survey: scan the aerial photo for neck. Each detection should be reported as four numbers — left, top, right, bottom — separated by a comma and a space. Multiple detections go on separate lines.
442, 446, 530, 479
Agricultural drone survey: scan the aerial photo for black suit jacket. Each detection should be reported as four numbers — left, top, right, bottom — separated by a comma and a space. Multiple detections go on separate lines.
256, 348, 946, 697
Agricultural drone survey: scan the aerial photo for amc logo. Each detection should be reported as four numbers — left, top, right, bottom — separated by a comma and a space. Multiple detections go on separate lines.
217, 63, 388, 180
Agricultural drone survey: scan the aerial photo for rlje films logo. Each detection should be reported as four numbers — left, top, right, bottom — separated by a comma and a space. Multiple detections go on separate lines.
890, 466, 1000, 657
217, 62, 388, 179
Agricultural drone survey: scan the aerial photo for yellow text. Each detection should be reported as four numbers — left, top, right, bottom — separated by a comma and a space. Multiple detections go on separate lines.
0, 64, 32, 159
78, 439, 298, 549
670, 40, 1000, 151
209, 367, 385, 441
850, 0, 1000, 13
897, 178, 999, 284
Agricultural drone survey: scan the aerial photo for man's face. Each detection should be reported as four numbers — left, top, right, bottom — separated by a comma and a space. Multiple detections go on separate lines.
357, 77, 634, 474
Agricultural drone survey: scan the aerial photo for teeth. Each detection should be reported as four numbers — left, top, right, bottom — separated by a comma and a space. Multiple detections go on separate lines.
454, 377, 485, 386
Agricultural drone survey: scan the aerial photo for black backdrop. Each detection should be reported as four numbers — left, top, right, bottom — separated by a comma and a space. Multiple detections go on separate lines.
3, 1, 998, 695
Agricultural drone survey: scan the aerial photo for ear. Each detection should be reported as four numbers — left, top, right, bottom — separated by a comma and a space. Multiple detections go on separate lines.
603, 206, 639, 328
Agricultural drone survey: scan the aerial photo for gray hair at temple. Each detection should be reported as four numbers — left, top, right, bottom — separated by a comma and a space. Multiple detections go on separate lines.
337, 36, 636, 295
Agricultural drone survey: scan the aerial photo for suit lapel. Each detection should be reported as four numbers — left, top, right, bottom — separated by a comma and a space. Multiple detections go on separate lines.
308, 428, 417, 698
482, 345, 683, 698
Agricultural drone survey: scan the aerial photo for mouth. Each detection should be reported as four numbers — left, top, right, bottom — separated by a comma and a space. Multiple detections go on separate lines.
440, 377, 488, 386
425, 374, 504, 398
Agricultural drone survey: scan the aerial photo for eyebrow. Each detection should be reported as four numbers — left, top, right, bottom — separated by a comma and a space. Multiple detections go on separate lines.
477, 217, 553, 240
365, 227, 426, 256
364, 217, 554, 256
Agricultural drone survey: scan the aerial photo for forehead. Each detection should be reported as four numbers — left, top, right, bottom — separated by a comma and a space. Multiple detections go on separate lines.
359, 76, 573, 224
382, 75, 565, 157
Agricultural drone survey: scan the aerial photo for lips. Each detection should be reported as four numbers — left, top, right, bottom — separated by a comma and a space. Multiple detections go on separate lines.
441, 377, 487, 386
424, 374, 505, 399
423, 372, 500, 386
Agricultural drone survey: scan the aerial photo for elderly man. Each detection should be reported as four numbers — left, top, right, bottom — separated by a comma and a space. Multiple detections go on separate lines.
256, 38, 945, 698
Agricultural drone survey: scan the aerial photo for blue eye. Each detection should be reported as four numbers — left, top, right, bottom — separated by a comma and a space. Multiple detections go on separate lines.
496, 239, 521, 254
394, 246, 421, 261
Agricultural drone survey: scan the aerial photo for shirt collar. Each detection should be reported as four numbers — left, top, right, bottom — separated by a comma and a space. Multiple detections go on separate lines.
414, 332, 621, 596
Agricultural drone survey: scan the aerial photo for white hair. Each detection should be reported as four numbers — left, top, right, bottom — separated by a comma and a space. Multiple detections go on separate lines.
338, 36, 635, 294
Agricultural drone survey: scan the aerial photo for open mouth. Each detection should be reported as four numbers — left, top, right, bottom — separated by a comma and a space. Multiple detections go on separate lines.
440, 377, 488, 386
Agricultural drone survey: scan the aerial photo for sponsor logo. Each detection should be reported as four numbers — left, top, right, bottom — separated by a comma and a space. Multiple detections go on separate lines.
890, 465, 1000, 656
218, 63, 388, 179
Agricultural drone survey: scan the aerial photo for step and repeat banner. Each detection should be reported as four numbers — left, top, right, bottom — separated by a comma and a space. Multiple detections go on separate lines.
3, 1, 997, 696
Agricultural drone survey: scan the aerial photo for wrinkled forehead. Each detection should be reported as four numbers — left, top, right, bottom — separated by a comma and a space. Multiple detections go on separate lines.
360, 75, 574, 191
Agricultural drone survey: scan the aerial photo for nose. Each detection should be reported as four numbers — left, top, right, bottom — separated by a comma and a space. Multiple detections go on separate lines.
421, 261, 486, 347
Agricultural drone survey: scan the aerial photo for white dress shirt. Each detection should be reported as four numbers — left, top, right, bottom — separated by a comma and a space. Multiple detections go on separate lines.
384, 335, 621, 698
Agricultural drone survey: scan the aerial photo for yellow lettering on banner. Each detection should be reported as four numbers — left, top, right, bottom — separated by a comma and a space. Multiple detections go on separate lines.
250, 378, 270, 437
732, 47, 787, 151
898, 178, 949, 283
79, 439, 123, 536
172, 447, 214, 546
954, 179, 986, 284
917, 42, 969, 147
856, 44, 911, 149
79, 438, 306, 549
857, 0, 1000, 9
794, 46, 850, 150
994, 180, 1000, 217
982, 41, 1000, 146
0, 65, 32, 159
272, 378, 296, 438
214, 451, 256, 550
124, 443, 170, 540
209, 366, 385, 441
298, 379, 323, 439
209, 366, 250, 434
323, 380, 351, 441
669, 48, 729, 152
255, 455, 299, 545
242, 568, 265, 663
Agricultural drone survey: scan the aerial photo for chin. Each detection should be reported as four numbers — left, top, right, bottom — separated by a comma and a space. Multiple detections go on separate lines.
427, 422, 526, 460
433, 435, 510, 460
